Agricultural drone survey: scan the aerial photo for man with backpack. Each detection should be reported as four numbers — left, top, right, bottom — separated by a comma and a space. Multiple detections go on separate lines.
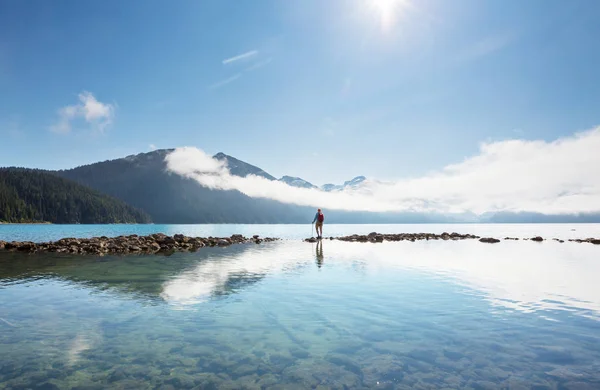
312, 208, 324, 239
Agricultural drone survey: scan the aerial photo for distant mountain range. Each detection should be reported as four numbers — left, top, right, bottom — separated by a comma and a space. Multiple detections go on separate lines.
1, 149, 599, 224
213, 152, 367, 192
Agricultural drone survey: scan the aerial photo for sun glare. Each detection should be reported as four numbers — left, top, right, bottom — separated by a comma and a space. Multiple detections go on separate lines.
367, 0, 408, 31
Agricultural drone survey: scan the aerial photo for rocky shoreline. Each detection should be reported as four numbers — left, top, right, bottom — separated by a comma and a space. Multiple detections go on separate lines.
305, 232, 600, 245
1, 231, 599, 256
0, 233, 278, 255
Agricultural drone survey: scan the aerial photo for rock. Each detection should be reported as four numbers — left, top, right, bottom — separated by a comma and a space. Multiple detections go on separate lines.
479, 237, 500, 243
253, 235, 259, 239
0, 240, 5, 250
590, 239, 600, 245
531, 236, 544, 242
107, 368, 128, 383
18, 242, 37, 252
305, 238, 317, 243
217, 239, 231, 247
4, 241, 20, 250
36, 382, 61, 390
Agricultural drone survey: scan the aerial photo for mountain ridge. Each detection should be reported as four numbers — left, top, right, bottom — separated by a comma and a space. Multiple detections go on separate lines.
47, 148, 600, 223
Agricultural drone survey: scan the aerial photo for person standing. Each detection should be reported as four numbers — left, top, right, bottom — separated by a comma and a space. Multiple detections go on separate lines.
312, 208, 324, 239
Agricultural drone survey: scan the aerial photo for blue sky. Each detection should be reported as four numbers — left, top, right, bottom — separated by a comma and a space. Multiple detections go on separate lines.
1, 0, 599, 185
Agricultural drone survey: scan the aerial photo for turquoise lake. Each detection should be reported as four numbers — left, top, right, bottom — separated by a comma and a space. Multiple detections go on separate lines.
1, 224, 600, 389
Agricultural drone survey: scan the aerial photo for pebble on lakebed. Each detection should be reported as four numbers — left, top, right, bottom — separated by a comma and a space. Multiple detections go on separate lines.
0, 233, 279, 255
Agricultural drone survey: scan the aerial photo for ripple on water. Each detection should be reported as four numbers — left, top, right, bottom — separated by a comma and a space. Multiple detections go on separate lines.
1, 239, 600, 388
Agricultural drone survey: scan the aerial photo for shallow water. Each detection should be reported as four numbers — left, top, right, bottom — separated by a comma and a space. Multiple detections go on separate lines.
1, 222, 599, 242
1, 237, 600, 389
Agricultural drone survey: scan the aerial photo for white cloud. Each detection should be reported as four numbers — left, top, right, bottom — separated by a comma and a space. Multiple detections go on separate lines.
149, 144, 157, 151
208, 73, 242, 89
160, 240, 600, 318
222, 50, 258, 65
50, 91, 116, 134
165, 126, 600, 215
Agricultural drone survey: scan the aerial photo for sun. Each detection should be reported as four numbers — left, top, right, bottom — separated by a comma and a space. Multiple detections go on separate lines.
367, 0, 408, 31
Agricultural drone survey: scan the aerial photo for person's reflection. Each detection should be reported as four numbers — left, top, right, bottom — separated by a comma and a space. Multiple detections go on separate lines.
316, 239, 324, 269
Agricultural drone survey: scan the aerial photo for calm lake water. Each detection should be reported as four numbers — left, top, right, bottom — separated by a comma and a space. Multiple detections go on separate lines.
1, 222, 600, 242
1, 224, 600, 389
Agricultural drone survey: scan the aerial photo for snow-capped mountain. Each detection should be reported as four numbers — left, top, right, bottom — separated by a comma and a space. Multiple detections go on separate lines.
278, 176, 317, 189
321, 176, 367, 192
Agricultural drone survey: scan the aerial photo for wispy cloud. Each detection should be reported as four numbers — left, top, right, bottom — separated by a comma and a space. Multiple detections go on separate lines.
208, 73, 242, 90
50, 91, 116, 134
165, 126, 600, 215
222, 50, 258, 65
149, 144, 157, 151
245, 57, 273, 71
455, 31, 516, 65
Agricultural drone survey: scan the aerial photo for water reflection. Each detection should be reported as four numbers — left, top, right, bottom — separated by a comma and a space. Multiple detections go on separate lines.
2, 240, 600, 388
316, 240, 324, 269
2, 239, 600, 319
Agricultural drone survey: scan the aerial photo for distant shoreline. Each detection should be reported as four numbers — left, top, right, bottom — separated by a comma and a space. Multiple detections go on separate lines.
1, 221, 600, 225
0, 221, 52, 225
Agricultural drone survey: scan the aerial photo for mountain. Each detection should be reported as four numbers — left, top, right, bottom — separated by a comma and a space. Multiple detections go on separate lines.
321, 176, 366, 192
321, 183, 344, 192
0, 168, 151, 224
13, 148, 595, 224
278, 176, 317, 189
214, 152, 276, 180
55, 150, 309, 224
215, 154, 318, 189
344, 176, 366, 188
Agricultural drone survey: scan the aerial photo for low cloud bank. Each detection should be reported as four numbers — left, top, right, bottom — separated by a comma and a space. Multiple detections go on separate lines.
165, 127, 600, 215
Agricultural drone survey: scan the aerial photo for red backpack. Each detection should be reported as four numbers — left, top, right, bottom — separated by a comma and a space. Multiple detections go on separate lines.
317, 213, 324, 222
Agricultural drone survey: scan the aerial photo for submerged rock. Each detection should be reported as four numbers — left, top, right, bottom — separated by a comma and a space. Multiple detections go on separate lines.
0, 233, 279, 256
479, 237, 500, 243
334, 232, 481, 243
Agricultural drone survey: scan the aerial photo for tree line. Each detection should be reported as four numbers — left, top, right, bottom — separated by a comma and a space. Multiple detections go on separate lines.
0, 168, 151, 224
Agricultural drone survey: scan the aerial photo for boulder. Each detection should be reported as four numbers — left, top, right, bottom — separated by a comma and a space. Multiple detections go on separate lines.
217, 239, 231, 247
479, 237, 500, 244
531, 236, 544, 242
5, 241, 20, 250
590, 239, 600, 245
231, 234, 244, 242
17, 242, 37, 252
173, 234, 187, 243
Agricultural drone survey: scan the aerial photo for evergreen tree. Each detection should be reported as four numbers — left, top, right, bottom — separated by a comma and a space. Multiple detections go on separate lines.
0, 168, 151, 224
